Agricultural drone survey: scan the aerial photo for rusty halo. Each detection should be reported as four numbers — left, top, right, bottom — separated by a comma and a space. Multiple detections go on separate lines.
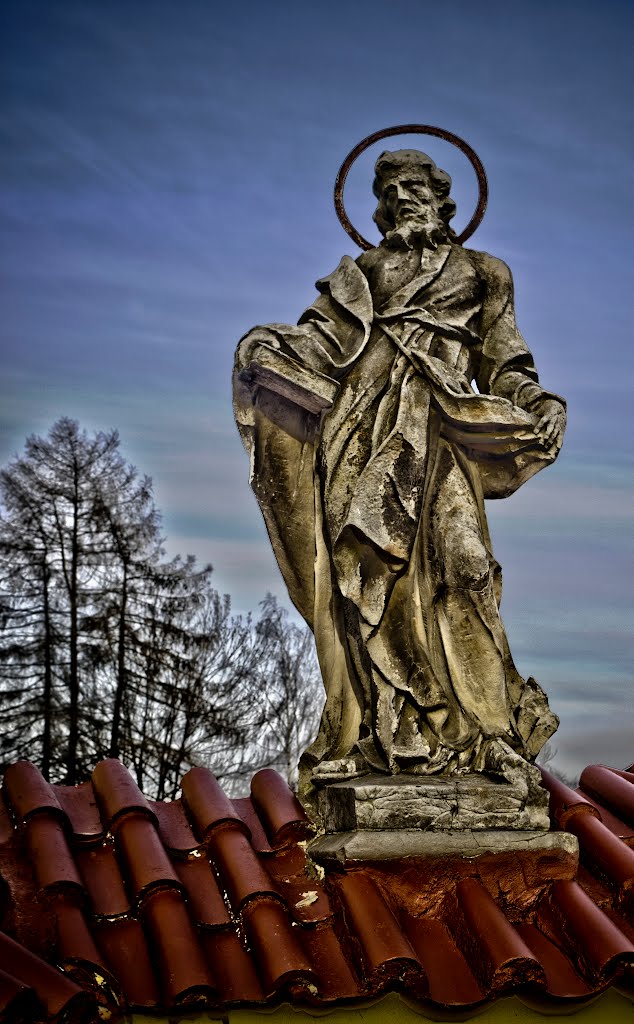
334, 124, 488, 250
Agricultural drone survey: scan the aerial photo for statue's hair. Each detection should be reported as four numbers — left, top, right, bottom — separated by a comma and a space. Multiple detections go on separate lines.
372, 149, 457, 240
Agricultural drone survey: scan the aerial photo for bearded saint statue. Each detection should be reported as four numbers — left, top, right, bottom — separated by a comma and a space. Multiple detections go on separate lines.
233, 148, 566, 814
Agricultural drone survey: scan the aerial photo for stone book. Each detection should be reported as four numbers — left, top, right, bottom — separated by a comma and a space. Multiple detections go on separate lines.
240, 345, 339, 416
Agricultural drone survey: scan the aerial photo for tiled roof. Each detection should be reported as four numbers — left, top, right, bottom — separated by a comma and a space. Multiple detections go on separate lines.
1, 759, 634, 1022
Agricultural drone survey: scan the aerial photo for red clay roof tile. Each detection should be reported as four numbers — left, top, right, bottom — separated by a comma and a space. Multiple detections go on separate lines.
0, 929, 91, 1018
25, 814, 83, 894
91, 759, 154, 826
565, 809, 634, 893
113, 812, 181, 904
402, 915, 484, 1006
240, 895, 316, 997
250, 768, 314, 846
141, 887, 216, 1004
181, 766, 247, 839
580, 765, 634, 828
207, 823, 281, 911
3, 762, 64, 823
514, 922, 592, 999
199, 928, 265, 1003
93, 917, 159, 1006
2, 757, 634, 1020
539, 768, 600, 827
336, 872, 419, 980
75, 842, 129, 918
548, 880, 634, 977
49, 894, 106, 968
150, 798, 200, 854
173, 855, 231, 928
456, 877, 545, 991
55, 783, 104, 841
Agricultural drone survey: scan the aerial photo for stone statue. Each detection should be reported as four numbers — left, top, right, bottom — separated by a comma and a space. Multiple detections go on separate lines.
233, 144, 566, 818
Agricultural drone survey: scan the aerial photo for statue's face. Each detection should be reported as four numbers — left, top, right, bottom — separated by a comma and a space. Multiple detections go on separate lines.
381, 170, 437, 230
377, 167, 444, 250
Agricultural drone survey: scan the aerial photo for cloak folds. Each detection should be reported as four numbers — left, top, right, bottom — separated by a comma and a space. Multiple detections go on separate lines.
233, 242, 565, 810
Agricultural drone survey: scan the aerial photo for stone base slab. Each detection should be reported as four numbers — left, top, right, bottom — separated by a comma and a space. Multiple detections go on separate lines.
309, 828, 578, 868
317, 772, 550, 833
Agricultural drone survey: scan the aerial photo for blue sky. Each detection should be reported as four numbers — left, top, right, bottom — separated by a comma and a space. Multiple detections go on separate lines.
1, 0, 632, 779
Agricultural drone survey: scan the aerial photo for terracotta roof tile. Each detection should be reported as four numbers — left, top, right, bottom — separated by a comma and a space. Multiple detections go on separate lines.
548, 879, 634, 977
565, 807, 634, 893
151, 798, 199, 854
402, 915, 484, 1006
207, 823, 281, 911
25, 814, 83, 894
91, 759, 154, 826
199, 928, 265, 1003
75, 842, 129, 918
0, 929, 94, 1019
3, 762, 64, 823
113, 812, 181, 904
181, 766, 247, 839
173, 855, 231, 928
580, 765, 634, 828
250, 768, 314, 846
93, 917, 159, 1006
141, 888, 216, 1004
240, 895, 316, 996
455, 877, 545, 990
49, 893, 106, 968
335, 872, 420, 982
1, 757, 634, 1020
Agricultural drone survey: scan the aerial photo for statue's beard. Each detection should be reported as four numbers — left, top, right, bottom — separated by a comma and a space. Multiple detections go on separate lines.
384, 210, 446, 251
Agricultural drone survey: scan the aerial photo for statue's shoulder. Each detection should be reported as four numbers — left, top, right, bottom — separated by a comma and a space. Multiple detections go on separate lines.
462, 246, 513, 291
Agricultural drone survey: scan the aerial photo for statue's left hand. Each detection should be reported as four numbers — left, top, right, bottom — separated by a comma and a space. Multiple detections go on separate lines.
534, 400, 566, 450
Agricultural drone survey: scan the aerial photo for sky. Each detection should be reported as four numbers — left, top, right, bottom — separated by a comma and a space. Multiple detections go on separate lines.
1, 0, 632, 780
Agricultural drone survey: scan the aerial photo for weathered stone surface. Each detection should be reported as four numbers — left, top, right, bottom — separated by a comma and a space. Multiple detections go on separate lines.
309, 828, 578, 867
233, 143, 567, 822
317, 772, 550, 832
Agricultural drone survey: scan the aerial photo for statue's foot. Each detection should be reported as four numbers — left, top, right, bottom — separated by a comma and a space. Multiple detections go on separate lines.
481, 737, 542, 803
312, 755, 370, 783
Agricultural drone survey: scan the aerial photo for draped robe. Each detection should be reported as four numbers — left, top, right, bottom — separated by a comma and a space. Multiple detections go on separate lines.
233, 240, 565, 811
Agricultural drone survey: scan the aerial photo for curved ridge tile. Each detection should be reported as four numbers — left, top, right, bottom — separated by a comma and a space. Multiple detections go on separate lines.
174, 856, 231, 928
250, 769, 313, 846
91, 760, 155, 825
456, 878, 545, 990
580, 766, 634, 828
0, 930, 87, 1018
141, 887, 216, 1003
3, 762, 64, 823
566, 810, 634, 894
540, 768, 600, 828
114, 812, 181, 904
241, 896, 316, 997
207, 824, 281, 912
181, 766, 248, 839
75, 841, 129, 918
549, 880, 634, 977
336, 872, 419, 979
402, 915, 484, 1007
25, 814, 83, 894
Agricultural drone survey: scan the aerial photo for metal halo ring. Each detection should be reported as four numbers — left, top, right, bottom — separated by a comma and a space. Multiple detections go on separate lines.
334, 124, 488, 250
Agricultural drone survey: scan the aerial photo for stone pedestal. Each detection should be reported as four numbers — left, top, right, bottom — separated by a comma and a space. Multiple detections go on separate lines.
317, 772, 551, 833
